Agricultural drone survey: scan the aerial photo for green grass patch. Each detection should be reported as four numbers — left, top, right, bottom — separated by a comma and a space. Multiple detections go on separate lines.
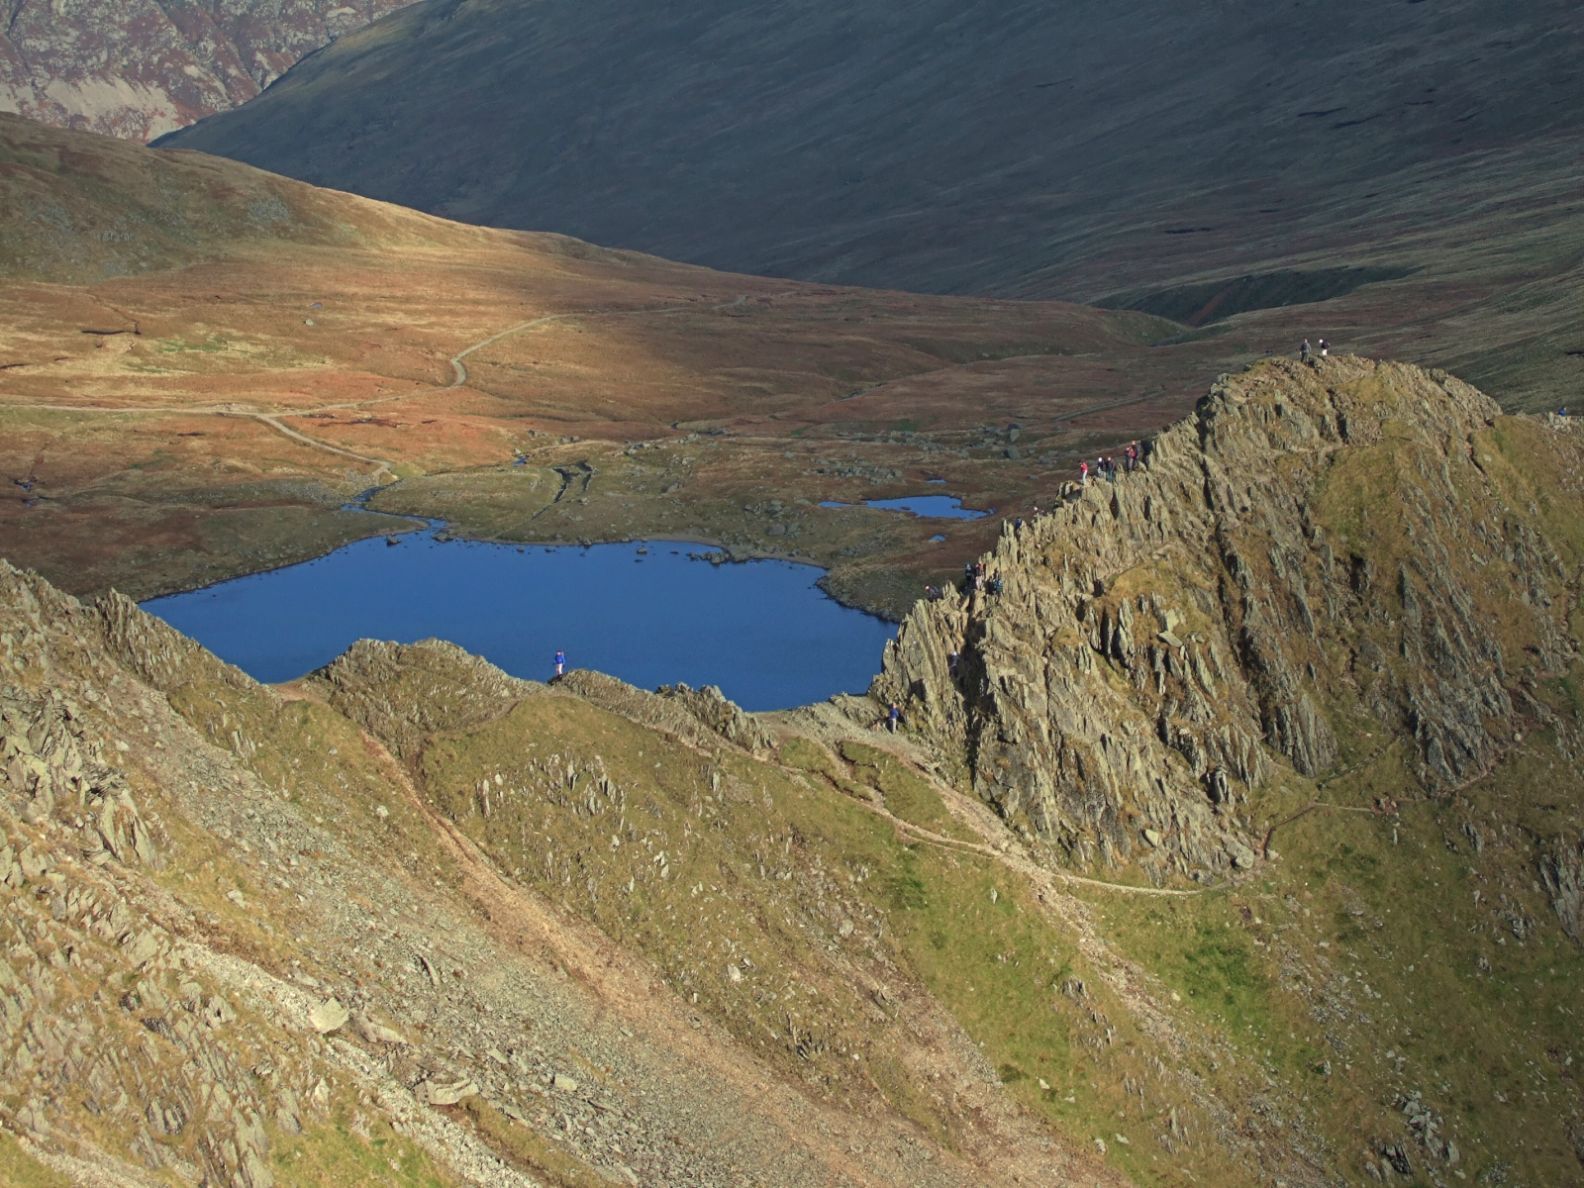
0, 1132, 73, 1188
159, 333, 231, 354
455, 1098, 621, 1187
271, 1108, 454, 1186
838, 740, 977, 841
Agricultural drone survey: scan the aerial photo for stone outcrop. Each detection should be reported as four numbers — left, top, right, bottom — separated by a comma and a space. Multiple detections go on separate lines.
875, 358, 1580, 876
1539, 835, 1584, 943
314, 638, 534, 761
561, 670, 774, 754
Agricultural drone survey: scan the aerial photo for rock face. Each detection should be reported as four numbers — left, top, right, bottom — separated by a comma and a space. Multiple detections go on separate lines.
0, 0, 414, 141
875, 357, 1580, 877
1539, 836, 1584, 943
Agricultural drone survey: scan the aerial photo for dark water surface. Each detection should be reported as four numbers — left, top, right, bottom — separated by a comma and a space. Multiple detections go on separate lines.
142, 532, 898, 711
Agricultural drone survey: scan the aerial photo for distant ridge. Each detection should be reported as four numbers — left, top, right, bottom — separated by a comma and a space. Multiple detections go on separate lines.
0, 0, 415, 140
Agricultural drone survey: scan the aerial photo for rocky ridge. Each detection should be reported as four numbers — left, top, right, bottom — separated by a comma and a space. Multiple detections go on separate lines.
0, 560, 1122, 1187
876, 357, 1584, 878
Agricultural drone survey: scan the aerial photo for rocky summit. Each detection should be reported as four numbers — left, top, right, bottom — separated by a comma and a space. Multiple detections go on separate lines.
877, 357, 1583, 878
2, 357, 1582, 1185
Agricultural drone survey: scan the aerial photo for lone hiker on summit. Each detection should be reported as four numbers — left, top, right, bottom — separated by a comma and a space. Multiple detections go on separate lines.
554, 649, 566, 678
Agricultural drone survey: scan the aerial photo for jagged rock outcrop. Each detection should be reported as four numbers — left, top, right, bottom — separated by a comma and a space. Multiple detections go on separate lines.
314, 638, 533, 761
0, 575, 166, 872
561, 670, 774, 753
1539, 835, 1584, 943
876, 357, 1582, 877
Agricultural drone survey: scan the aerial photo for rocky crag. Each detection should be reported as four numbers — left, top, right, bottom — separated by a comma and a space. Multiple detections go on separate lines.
0, 1, 413, 141
877, 357, 1584, 880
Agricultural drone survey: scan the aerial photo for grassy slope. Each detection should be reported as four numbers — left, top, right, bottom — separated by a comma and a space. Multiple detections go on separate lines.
333, 673, 1255, 1184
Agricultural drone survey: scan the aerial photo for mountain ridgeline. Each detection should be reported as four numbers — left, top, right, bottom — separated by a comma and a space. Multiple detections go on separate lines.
878, 357, 1584, 883
2, 358, 1583, 1185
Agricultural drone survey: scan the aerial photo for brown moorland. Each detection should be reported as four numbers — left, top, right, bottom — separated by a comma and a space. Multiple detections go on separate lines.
0, 113, 1254, 615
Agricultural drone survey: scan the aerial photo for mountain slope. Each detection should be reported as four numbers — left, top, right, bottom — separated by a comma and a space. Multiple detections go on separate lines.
0, 110, 501, 281
2, 356, 1582, 1185
0, 564, 1119, 1186
154, 1, 1580, 286
0, 0, 415, 140
157, 0, 1584, 407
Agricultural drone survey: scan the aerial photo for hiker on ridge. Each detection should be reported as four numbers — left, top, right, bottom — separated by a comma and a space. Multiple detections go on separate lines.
1299, 338, 1311, 363
554, 649, 566, 678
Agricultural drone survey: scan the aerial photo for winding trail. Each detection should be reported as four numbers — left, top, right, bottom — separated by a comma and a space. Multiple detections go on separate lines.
0, 294, 762, 481
795, 721, 1214, 898
446, 312, 572, 389
246, 412, 394, 480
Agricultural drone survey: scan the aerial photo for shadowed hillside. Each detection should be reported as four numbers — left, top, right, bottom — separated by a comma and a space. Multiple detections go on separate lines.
158, 0, 1584, 405
158, 0, 1583, 294
2, 356, 1582, 1185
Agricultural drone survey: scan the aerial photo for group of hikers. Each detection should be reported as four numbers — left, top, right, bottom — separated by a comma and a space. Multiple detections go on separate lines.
1079, 439, 1149, 488
1298, 337, 1331, 364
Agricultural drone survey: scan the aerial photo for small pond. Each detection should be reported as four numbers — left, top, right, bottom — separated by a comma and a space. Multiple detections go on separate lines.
141, 530, 897, 711
819, 495, 991, 519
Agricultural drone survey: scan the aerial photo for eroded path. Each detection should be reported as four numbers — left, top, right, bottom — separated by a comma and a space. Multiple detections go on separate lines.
7, 290, 1117, 498
783, 706, 1216, 899
0, 295, 761, 481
